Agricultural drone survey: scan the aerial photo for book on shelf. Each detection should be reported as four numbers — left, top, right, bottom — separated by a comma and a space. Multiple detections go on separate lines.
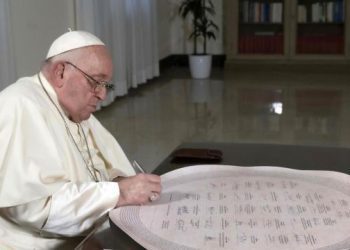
302, 0, 344, 23
239, 33, 283, 54
241, 0, 249, 23
298, 5, 307, 23
311, 3, 321, 23
334, 0, 344, 23
271, 2, 283, 23
240, 0, 283, 24
297, 35, 344, 54
327, 2, 334, 22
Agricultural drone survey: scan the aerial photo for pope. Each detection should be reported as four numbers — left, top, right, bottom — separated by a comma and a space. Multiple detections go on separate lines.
0, 30, 161, 249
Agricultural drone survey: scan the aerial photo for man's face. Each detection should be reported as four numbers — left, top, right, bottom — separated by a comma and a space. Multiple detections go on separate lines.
58, 46, 113, 123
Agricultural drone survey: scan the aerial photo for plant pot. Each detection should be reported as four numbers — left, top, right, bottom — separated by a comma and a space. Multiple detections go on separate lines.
189, 55, 212, 79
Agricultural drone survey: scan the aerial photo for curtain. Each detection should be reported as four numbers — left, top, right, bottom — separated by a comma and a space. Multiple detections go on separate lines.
125, 0, 159, 88
0, 0, 16, 91
75, 0, 159, 107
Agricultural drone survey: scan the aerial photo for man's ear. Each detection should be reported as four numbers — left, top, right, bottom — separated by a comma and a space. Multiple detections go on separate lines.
52, 62, 65, 88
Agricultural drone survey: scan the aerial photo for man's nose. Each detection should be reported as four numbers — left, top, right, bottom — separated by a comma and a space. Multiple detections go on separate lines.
95, 87, 107, 100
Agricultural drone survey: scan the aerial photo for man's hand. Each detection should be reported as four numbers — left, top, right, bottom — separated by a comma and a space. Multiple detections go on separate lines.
116, 173, 161, 206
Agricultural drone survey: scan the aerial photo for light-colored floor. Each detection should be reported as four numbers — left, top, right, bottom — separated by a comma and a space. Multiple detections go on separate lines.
96, 64, 350, 172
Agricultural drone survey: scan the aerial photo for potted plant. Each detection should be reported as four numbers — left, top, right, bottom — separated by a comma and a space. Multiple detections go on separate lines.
178, 0, 219, 79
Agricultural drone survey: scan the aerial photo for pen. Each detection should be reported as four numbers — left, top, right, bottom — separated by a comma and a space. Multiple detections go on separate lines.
132, 160, 146, 174
132, 160, 159, 202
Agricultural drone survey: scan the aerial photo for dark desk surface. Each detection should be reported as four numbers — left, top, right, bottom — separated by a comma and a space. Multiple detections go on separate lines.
76, 142, 350, 250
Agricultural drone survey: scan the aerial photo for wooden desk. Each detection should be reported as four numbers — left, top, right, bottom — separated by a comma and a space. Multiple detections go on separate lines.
75, 143, 350, 250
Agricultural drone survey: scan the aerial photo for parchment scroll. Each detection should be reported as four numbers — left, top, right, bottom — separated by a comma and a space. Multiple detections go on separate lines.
109, 165, 350, 250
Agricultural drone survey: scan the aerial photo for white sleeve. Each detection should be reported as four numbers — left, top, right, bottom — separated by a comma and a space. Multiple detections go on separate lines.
42, 181, 119, 236
1, 182, 119, 237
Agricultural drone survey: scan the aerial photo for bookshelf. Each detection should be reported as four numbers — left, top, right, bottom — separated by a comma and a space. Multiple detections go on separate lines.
239, 0, 284, 55
296, 0, 345, 54
224, 0, 350, 61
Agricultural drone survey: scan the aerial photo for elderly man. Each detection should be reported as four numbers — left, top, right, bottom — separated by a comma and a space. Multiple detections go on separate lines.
0, 30, 161, 249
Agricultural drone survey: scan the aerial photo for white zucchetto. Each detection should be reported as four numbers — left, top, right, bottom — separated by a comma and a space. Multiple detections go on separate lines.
46, 30, 105, 59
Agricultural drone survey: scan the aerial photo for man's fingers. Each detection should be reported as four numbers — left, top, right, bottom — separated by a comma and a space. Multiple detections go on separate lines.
148, 181, 162, 193
135, 173, 161, 183
116, 173, 162, 207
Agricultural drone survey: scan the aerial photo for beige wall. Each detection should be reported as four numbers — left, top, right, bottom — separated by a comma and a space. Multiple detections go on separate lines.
9, 0, 75, 77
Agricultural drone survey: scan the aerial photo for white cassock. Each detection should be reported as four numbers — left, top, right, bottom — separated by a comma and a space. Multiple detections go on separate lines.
0, 73, 136, 249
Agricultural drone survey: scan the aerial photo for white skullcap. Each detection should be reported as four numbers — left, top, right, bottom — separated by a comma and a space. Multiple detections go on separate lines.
46, 30, 105, 59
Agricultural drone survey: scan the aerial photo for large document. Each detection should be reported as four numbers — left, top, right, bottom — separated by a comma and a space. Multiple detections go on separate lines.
109, 165, 350, 250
